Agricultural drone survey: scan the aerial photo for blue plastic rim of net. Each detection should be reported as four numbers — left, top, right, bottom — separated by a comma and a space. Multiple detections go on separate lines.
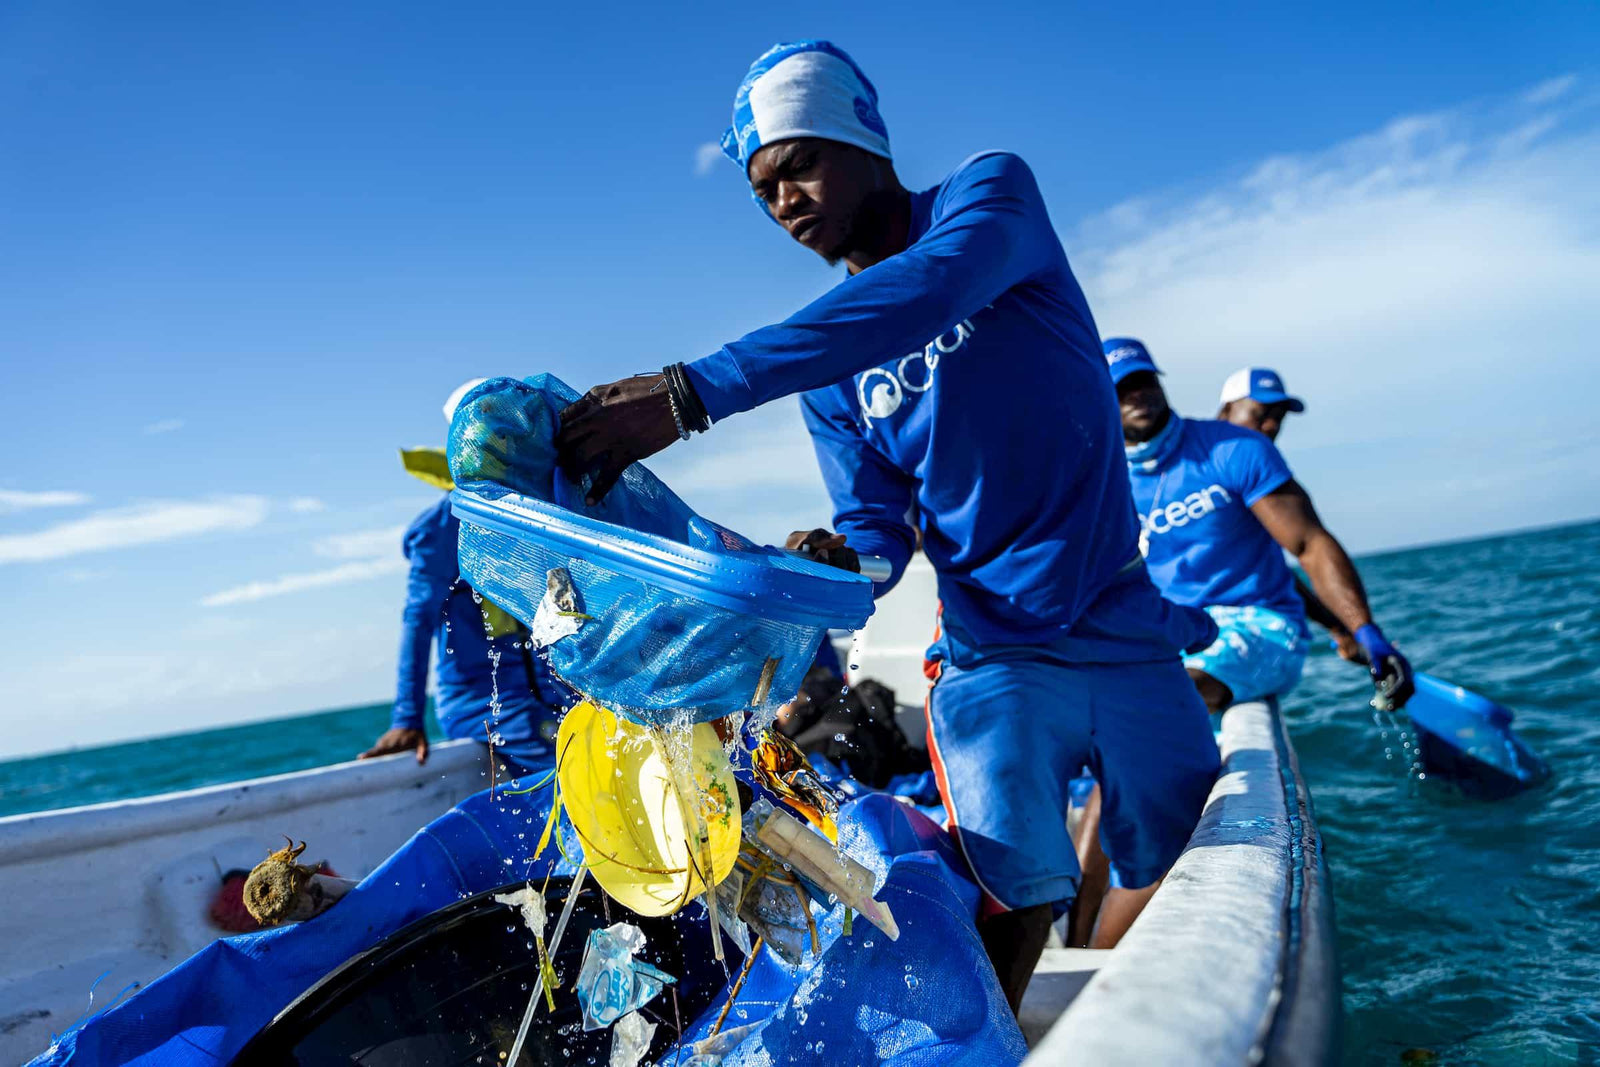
446, 374, 875, 726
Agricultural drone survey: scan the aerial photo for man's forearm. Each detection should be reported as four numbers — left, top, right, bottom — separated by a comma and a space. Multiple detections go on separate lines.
1298, 532, 1373, 635
1294, 574, 1348, 634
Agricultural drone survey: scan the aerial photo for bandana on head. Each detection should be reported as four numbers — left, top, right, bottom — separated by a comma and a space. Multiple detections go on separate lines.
720, 40, 891, 214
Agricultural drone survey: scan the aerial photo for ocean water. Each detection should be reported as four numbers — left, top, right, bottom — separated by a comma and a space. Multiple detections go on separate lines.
1, 519, 1596, 1064
1287, 519, 1600, 1064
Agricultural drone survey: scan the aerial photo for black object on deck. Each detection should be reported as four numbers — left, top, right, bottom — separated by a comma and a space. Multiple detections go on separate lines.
234, 877, 736, 1066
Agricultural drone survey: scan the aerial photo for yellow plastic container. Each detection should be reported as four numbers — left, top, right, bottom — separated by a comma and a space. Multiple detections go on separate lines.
556, 702, 739, 916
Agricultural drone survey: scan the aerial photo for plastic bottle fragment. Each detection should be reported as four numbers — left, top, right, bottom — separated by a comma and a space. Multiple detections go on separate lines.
687, 1019, 771, 1063
755, 805, 899, 941
576, 922, 678, 1031
609, 1010, 656, 1067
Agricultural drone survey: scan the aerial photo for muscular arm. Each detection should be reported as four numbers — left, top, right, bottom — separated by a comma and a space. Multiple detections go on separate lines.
1294, 575, 1342, 633
1250, 481, 1373, 634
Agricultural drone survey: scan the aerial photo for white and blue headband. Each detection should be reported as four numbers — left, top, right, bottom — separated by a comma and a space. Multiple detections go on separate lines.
720, 40, 891, 196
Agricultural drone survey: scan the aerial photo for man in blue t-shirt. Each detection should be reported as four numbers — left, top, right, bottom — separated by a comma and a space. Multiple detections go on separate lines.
1217, 366, 1362, 661
1107, 339, 1414, 711
552, 41, 1220, 1010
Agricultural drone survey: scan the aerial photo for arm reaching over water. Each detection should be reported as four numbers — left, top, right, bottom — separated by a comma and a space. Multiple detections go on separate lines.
1251, 481, 1414, 708
1294, 575, 1360, 660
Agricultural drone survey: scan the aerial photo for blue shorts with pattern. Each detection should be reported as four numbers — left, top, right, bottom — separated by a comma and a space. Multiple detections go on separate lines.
1183, 605, 1307, 704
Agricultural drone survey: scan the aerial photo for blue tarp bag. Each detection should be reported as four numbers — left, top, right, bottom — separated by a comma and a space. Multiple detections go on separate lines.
28, 783, 1026, 1067
446, 374, 874, 726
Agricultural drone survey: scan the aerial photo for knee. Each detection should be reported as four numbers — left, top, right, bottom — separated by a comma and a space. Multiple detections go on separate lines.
1186, 667, 1232, 712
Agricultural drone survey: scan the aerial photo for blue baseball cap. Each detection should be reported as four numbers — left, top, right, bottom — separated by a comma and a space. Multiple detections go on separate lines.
1102, 337, 1161, 385
1218, 367, 1305, 412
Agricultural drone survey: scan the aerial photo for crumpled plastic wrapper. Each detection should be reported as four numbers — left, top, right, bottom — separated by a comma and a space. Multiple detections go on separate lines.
576, 922, 677, 1031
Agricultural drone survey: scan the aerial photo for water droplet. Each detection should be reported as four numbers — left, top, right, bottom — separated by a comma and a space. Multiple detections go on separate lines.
904, 974, 920, 989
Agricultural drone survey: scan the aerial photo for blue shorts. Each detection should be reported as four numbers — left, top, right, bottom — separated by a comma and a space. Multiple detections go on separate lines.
925, 625, 1219, 911
1183, 605, 1307, 704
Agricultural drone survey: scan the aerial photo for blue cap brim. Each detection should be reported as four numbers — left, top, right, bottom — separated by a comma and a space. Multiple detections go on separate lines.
1109, 359, 1162, 385
1251, 389, 1305, 412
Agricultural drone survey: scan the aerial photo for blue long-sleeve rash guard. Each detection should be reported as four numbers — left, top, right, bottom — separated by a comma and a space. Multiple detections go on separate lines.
392, 497, 565, 762
686, 152, 1211, 655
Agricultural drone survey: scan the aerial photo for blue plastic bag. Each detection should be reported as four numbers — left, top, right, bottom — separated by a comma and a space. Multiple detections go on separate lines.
447, 375, 875, 725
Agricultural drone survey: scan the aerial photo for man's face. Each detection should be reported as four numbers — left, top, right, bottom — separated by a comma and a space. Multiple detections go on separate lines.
1219, 399, 1292, 441
748, 138, 886, 266
1116, 371, 1170, 443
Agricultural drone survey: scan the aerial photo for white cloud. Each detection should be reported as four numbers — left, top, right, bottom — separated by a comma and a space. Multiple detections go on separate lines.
0, 496, 269, 565
0, 488, 90, 514
199, 556, 407, 607
1067, 78, 1600, 548
1523, 74, 1577, 105
288, 496, 328, 514
197, 524, 408, 607
143, 418, 185, 435
694, 141, 725, 177
313, 525, 406, 560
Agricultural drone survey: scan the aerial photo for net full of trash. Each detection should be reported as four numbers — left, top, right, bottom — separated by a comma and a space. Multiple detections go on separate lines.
443, 374, 910, 1063
446, 373, 875, 727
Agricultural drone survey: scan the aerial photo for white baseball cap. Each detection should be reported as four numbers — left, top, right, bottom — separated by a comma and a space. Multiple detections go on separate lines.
1218, 367, 1305, 412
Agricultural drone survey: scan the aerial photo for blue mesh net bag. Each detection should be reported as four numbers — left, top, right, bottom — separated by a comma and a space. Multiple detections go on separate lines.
446, 374, 875, 727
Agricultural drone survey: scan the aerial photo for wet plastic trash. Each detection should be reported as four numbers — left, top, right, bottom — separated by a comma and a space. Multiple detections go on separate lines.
685, 1019, 771, 1064
576, 923, 677, 1031
609, 1010, 655, 1067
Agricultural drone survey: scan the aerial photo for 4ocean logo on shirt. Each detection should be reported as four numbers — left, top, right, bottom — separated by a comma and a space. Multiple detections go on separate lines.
856, 316, 978, 426
1141, 484, 1234, 541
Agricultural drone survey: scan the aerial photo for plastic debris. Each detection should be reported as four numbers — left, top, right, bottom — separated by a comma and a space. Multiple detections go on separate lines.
576, 922, 677, 1031
558, 702, 739, 922
609, 1010, 656, 1067
493, 883, 558, 1011
689, 1019, 771, 1063
530, 567, 587, 647
492, 882, 548, 936
752, 727, 841, 841
755, 803, 899, 941
715, 841, 819, 965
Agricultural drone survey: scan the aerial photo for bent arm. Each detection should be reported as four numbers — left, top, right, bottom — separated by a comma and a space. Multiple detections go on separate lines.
685, 154, 1064, 420
802, 397, 918, 595
1251, 481, 1372, 634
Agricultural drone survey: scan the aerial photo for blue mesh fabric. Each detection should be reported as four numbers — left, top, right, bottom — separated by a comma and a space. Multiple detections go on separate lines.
447, 375, 873, 726
29, 786, 1024, 1067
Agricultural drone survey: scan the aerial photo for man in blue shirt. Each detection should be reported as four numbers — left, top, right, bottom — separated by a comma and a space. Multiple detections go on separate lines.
1108, 339, 1414, 711
361, 385, 568, 779
1217, 366, 1362, 661
554, 41, 1221, 1009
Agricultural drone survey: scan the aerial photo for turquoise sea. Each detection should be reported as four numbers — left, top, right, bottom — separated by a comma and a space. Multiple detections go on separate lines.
2, 519, 1596, 1065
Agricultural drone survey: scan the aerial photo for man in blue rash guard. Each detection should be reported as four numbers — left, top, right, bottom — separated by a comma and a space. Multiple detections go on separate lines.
361, 383, 570, 780
1216, 366, 1363, 661
554, 40, 1221, 1011
1108, 339, 1415, 712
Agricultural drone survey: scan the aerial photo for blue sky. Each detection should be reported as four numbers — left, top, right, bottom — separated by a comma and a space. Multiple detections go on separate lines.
3, 1, 1598, 759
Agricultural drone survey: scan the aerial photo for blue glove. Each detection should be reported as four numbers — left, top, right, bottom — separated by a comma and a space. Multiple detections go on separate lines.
1354, 623, 1415, 710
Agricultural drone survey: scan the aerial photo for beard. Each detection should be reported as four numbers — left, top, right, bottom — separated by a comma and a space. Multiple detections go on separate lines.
1122, 407, 1171, 443
821, 187, 903, 267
